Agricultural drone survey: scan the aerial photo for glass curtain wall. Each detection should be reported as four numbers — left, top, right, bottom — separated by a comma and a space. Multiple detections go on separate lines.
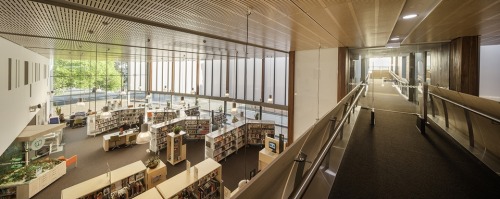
51, 46, 289, 138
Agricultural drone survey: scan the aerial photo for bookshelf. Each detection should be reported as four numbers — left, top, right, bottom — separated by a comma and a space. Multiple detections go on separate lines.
149, 118, 184, 153
246, 120, 275, 145
156, 158, 223, 199
166, 132, 187, 165
205, 122, 245, 162
61, 161, 147, 199
211, 111, 227, 130
184, 106, 200, 116
184, 116, 211, 140
148, 110, 177, 124
87, 108, 145, 136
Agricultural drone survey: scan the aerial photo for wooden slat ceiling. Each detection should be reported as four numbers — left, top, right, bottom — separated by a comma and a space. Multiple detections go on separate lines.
0, 0, 499, 61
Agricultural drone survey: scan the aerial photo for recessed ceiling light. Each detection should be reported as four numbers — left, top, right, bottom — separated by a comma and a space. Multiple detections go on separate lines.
403, 14, 418, 19
391, 37, 400, 41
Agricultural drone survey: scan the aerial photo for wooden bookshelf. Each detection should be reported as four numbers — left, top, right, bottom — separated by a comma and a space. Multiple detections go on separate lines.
149, 118, 184, 153
184, 106, 200, 116
205, 122, 245, 162
184, 116, 210, 140
246, 120, 275, 145
156, 158, 223, 199
87, 108, 145, 136
61, 161, 147, 199
166, 132, 186, 165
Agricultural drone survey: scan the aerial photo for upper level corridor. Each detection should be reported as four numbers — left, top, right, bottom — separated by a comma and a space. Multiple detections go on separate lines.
329, 75, 500, 198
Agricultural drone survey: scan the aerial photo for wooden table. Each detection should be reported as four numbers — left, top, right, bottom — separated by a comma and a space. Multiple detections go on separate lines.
102, 129, 139, 151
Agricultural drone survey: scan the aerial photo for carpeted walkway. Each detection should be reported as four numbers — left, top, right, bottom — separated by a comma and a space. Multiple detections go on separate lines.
329, 109, 500, 198
33, 126, 260, 199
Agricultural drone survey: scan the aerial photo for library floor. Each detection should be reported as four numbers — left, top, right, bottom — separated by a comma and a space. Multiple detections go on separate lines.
33, 126, 261, 199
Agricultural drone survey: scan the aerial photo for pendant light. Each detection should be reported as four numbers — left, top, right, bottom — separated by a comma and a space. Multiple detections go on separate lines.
101, 106, 112, 119
225, 90, 230, 97
180, 96, 185, 105
191, 88, 196, 94
231, 102, 237, 114
76, 98, 85, 107
267, 94, 273, 103
136, 123, 152, 144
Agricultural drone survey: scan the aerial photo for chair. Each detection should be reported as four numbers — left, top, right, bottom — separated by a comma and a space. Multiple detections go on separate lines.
126, 134, 137, 147
109, 135, 122, 150
72, 116, 84, 128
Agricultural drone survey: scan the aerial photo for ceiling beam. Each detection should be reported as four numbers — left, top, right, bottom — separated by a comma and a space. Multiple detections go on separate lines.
28, 0, 288, 53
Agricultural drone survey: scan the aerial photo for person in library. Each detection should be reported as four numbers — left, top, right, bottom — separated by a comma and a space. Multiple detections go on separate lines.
137, 113, 144, 128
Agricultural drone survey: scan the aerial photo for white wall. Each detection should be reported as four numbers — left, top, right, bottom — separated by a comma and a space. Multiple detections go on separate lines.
480, 45, 500, 101
0, 37, 50, 155
294, 48, 338, 139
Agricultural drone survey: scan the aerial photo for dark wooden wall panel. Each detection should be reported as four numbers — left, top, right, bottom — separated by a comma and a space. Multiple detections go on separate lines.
449, 36, 479, 96
430, 43, 450, 88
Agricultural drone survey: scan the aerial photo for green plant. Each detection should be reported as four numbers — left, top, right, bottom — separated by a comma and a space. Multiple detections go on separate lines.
55, 106, 62, 116
254, 112, 260, 120
232, 116, 239, 123
145, 156, 160, 169
173, 125, 183, 134
218, 106, 222, 112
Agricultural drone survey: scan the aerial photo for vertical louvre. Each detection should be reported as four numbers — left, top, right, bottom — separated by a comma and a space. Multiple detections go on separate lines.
8, 58, 12, 90
24, 61, 28, 85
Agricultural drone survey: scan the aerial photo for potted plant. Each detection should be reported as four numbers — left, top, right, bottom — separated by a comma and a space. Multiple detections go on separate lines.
232, 116, 239, 123
167, 102, 171, 109
55, 106, 62, 116
145, 156, 160, 169
173, 125, 183, 134
218, 106, 223, 112
254, 112, 260, 120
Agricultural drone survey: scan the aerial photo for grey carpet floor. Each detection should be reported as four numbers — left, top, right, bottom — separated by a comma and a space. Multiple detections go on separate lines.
329, 109, 500, 198
33, 126, 261, 199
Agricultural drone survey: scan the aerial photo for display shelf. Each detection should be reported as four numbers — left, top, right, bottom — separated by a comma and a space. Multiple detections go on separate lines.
211, 111, 227, 130
156, 158, 223, 199
246, 120, 275, 145
148, 110, 177, 124
184, 116, 210, 140
166, 132, 186, 165
205, 122, 245, 162
184, 106, 200, 116
149, 118, 184, 153
61, 161, 146, 199
87, 108, 145, 136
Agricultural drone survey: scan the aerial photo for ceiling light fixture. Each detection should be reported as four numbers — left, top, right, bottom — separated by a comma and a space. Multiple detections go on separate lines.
136, 123, 152, 144
402, 14, 418, 19
76, 98, 85, 107
390, 37, 400, 41
101, 106, 112, 119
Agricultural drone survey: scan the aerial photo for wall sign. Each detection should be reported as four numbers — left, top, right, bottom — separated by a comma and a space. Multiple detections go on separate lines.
31, 137, 45, 151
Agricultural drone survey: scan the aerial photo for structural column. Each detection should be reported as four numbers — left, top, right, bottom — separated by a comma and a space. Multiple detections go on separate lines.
337, 47, 348, 102
449, 36, 479, 96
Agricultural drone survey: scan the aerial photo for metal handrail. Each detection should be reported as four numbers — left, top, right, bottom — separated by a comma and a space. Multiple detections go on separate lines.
288, 84, 366, 199
428, 92, 500, 123
389, 70, 408, 84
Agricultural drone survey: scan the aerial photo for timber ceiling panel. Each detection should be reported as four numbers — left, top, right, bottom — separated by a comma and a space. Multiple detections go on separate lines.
1, 0, 500, 61
404, 0, 500, 45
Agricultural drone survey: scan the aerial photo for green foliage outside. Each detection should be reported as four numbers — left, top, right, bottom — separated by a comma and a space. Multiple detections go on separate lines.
52, 59, 123, 95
